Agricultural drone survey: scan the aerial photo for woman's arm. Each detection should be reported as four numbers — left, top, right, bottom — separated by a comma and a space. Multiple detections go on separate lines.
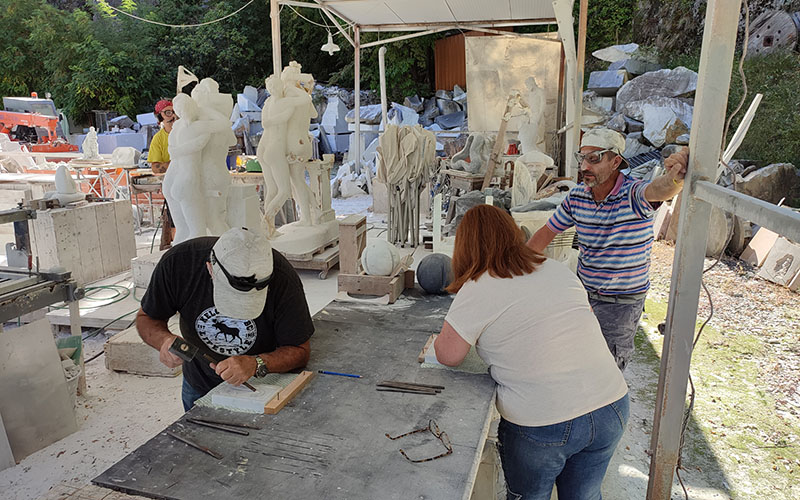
434, 321, 471, 367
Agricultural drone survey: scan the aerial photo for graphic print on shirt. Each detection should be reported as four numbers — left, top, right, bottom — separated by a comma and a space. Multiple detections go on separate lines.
195, 307, 257, 356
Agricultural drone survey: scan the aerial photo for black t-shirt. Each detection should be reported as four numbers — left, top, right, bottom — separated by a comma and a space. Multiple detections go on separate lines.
141, 236, 314, 393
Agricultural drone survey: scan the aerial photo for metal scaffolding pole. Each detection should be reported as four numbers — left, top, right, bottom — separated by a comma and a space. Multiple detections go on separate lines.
270, 0, 282, 75
646, 0, 743, 497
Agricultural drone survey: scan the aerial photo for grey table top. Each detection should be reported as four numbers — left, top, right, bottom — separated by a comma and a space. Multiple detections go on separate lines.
93, 299, 495, 500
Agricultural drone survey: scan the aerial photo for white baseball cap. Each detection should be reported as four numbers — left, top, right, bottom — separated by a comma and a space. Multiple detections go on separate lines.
211, 227, 273, 320
581, 127, 626, 155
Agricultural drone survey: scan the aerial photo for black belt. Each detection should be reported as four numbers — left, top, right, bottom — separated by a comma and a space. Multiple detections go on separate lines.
587, 291, 647, 304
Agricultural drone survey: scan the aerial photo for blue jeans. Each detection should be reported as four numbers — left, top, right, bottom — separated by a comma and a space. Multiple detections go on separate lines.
498, 394, 629, 500
181, 378, 209, 412
589, 298, 646, 371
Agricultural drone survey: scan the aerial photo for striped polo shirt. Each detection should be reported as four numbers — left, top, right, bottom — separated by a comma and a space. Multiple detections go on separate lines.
546, 173, 655, 296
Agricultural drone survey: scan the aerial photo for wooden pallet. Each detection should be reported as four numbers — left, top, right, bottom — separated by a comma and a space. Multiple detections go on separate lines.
283, 240, 340, 279
337, 269, 415, 304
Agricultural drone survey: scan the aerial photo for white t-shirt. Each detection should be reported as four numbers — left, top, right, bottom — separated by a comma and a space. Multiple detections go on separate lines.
445, 258, 628, 427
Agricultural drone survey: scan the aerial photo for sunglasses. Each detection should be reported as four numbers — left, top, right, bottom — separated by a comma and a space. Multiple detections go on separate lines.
210, 249, 272, 292
574, 148, 615, 165
161, 110, 175, 117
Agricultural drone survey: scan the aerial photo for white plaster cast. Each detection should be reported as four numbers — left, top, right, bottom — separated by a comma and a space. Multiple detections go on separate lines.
81, 127, 101, 161
518, 77, 546, 153
163, 90, 232, 244
281, 62, 318, 226
192, 78, 237, 235
361, 239, 401, 276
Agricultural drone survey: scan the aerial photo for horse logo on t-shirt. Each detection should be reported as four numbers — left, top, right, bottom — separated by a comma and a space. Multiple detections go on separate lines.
195, 307, 257, 356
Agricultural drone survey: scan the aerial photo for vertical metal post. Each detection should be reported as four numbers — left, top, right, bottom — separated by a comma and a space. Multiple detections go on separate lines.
270, 0, 282, 75
576, 0, 588, 93
69, 299, 87, 396
646, 0, 742, 497
379, 46, 388, 127
353, 25, 362, 175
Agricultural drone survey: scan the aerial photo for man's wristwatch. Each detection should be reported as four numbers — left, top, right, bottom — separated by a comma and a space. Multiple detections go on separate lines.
254, 356, 269, 378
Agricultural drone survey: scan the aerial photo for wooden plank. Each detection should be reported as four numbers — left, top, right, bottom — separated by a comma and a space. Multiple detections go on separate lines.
74, 204, 104, 284
338, 215, 366, 274
94, 202, 123, 277
264, 370, 315, 414
418, 333, 437, 363
114, 199, 137, 266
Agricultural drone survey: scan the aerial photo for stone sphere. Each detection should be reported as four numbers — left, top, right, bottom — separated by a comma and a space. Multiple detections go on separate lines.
417, 253, 453, 294
361, 239, 401, 276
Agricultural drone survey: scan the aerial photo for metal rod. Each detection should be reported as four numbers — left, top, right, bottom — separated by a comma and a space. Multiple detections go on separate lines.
353, 24, 362, 175
357, 18, 558, 32
165, 431, 224, 460
271, 0, 282, 75
361, 27, 450, 48
313, 0, 355, 47
694, 181, 800, 242
186, 418, 250, 436
379, 46, 388, 125
187, 417, 262, 430
647, 0, 743, 497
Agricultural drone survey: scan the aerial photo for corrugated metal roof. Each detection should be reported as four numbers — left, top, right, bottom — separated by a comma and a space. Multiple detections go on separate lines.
304, 0, 556, 31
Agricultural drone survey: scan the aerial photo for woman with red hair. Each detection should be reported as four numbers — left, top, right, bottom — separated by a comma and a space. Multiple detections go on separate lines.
434, 204, 629, 499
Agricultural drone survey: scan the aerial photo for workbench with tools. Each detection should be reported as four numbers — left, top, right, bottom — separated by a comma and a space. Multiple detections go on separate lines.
93, 290, 497, 499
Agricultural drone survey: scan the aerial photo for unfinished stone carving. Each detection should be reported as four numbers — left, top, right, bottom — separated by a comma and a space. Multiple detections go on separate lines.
361, 239, 401, 276
518, 77, 546, 153
44, 164, 86, 205
511, 151, 554, 208
81, 127, 101, 161
451, 133, 492, 174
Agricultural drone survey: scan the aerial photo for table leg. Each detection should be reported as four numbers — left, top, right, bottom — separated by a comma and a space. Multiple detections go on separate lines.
68, 299, 87, 396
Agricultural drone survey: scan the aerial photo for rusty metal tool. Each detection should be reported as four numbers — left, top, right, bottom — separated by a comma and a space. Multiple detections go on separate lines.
187, 417, 261, 430
165, 431, 224, 459
169, 337, 257, 392
186, 418, 250, 436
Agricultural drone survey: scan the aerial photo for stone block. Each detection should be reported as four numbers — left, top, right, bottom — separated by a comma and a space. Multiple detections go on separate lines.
623, 96, 694, 129
736, 163, 800, 205
622, 132, 655, 159
587, 70, 629, 97
609, 58, 662, 75
616, 66, 698, 111
641, 105, 689, 148
104, 319, 182, 377
435, 111, 466, 130
592, 43, 639, 63
131, 249, 167, 289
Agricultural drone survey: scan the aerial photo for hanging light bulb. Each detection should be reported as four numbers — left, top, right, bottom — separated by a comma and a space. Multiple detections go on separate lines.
321, 31, 340, 55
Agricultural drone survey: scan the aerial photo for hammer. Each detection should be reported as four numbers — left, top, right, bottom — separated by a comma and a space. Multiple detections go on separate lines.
168, 337, 257, 392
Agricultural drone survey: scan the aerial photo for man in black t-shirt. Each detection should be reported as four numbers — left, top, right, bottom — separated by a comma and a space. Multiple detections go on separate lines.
137, 227, 314, 411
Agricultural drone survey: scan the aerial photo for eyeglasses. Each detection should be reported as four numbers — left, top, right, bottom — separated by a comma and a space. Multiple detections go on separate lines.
210, 249, 272, 292
161, 109, 175, 117
574, 149, 614, 165
385, 419, 453, 463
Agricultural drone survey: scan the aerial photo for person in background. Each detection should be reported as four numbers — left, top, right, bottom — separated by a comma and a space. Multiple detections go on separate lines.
435, 204, 629, 499
527, 128, 688, 371
148, 99, 177, 249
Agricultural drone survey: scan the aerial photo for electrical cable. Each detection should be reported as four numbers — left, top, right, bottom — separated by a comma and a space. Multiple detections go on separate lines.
674, 1, 749, 496
51, 285, 131, 310
94, 0, 257, 28
81, 309, 138, 341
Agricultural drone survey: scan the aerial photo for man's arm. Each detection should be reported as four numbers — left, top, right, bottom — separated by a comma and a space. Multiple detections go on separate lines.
645, 147, 688, 202
150, 161, 169, 174
136, 308, 181, 368
527, 225, 557, 253
212, 341, 311, 386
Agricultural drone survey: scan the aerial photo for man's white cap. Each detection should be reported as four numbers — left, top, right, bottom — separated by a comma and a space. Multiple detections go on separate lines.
581, 127, 626, 155
212, 227, 273, 320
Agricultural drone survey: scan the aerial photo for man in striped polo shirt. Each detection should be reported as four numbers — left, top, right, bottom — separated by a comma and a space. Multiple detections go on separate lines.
527, 128, 688, 370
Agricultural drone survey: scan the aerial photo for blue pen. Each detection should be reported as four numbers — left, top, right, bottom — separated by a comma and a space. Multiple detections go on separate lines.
318, 370, 362, 378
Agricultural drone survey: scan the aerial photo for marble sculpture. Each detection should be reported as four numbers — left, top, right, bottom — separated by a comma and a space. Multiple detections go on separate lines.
259, 61, 338, 256
450, 133, 493, 175
163, 74, 235, 244
81, 127, 101, 161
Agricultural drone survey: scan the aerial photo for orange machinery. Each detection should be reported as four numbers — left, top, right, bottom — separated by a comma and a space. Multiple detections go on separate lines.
0, 109, 78, 153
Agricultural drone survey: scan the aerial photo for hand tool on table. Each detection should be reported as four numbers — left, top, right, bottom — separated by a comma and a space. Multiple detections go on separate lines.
186, 417, 253, 435
165, 430, 224, 459
169, 337, 257, 392
376, 380, 445, 395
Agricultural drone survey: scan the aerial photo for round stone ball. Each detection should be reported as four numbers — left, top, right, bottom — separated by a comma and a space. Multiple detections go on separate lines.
417, 253, 453, 294
361, 239, 401, 276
